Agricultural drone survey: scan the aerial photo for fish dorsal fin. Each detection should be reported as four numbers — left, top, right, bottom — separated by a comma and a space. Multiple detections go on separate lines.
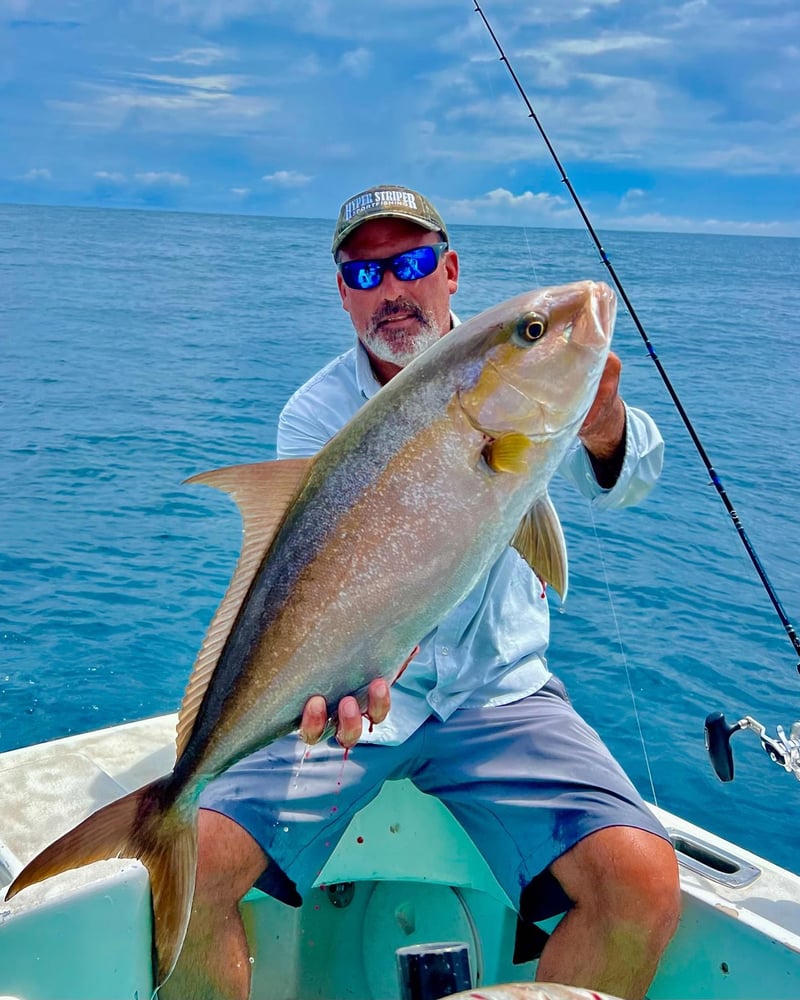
484, 431, 533, 474
511, 492, 569, 601
175, 458, 313, 758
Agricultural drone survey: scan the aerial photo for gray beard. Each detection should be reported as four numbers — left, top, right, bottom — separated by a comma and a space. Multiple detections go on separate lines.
360, 298, 443, 367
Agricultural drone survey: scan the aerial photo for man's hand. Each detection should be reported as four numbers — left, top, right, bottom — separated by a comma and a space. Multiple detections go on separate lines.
299, 647, 417, 749
579, 351, 627, 488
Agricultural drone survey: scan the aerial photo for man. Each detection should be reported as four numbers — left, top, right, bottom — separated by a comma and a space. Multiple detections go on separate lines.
165, 186, 680, 1000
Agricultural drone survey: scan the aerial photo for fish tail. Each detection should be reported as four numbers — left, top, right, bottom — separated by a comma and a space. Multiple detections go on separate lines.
5, 775, 198, 986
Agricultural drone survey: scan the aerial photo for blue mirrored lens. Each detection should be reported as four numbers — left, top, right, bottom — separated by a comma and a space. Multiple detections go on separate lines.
339, 243, 447, 290
393, 246, 437, 281
342, 261, 382, 289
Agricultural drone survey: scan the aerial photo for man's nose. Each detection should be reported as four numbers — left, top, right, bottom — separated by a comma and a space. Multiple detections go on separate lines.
380, 270, 410, 296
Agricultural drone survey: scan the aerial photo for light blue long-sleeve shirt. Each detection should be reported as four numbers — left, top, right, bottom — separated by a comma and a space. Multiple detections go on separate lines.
277, 334, 664, 744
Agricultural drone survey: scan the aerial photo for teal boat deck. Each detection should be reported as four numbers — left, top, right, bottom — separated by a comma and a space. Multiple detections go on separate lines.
1, 716, 800, 999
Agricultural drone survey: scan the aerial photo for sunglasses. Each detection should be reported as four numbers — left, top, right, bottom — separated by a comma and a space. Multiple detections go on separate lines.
338, 242, 449, 291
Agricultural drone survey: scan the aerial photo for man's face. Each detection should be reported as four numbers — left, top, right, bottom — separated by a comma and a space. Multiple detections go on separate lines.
336, 217, 459, 382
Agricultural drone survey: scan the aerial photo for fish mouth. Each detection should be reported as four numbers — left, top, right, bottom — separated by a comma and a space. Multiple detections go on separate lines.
538, 280, 614, 350
576, 281, 615, 348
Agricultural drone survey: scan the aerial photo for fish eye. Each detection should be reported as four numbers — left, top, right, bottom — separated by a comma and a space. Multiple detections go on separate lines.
517, 313, 548, 344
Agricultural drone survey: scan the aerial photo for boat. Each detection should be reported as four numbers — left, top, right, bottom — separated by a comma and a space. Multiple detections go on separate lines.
1, 708, 800, 999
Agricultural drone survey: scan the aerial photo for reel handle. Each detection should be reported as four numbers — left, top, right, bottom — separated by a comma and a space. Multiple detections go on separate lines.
704, 711, 743, 782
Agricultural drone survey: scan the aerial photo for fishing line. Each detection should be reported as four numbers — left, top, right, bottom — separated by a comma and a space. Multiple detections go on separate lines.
587, 505, 660, 807
473, 0, 800, 673
520, 226, 542, 288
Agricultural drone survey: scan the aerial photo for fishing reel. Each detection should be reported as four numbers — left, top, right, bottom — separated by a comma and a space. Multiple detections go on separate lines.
705, 711, 800, 782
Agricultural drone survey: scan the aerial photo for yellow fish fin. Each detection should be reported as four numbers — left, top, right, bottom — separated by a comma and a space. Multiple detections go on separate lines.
176, 458, 312, 757
484, 431, 533, 474
511, 492, 569, 601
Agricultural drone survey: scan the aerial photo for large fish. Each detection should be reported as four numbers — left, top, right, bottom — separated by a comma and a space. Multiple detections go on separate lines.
5, 280, 615, 986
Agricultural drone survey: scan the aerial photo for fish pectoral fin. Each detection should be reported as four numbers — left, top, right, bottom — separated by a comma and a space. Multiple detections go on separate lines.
511, 492, 569, 600
483, 432, 533, 474
177, 458, 313, 758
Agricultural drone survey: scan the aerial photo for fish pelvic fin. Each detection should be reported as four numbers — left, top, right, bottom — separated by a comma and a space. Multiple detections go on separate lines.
5, 776, 198, 988
511, 492, 569, 601
178, 457, 312, 758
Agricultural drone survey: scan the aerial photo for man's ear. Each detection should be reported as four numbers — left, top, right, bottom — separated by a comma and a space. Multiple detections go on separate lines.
337, 270, 351, 313
445, 249, 459, 295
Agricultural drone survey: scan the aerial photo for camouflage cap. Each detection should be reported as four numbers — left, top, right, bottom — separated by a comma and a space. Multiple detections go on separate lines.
331, 184, 448, 256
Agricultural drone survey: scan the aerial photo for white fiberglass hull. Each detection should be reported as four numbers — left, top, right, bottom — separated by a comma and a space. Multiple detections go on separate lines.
0, 715, 799, 1000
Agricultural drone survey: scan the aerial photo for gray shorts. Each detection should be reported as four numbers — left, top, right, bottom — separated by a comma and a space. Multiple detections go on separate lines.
200, 677, 669, 919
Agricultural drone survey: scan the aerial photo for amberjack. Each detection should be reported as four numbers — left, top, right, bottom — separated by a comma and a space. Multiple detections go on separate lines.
6, 280, 615, 986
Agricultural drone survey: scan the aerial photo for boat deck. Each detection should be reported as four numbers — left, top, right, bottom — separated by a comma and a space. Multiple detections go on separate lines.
1, 716, 800, 999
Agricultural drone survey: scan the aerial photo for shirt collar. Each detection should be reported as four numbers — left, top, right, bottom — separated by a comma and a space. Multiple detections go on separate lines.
354, 310, 462, 400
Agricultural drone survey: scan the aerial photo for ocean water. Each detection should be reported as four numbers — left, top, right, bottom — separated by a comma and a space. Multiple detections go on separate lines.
2, 203, 799, 875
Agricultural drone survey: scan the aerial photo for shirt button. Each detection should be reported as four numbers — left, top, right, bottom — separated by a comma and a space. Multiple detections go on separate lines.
440, 646, 449, 655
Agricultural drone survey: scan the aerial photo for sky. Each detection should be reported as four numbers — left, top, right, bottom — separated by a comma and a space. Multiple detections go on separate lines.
1, 0, 799, 236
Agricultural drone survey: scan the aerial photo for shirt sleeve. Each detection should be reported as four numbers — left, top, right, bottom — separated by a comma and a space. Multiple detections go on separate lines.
559, 404, 664, 510
276, 392, 334, 459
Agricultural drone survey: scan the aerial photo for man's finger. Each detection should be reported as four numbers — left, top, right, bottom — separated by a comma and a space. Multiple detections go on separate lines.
365, 646, 419, 726
365, 678, 391, 725
302, 646, 420, 749
336, 695, 364, 748
299, 694, 328, 745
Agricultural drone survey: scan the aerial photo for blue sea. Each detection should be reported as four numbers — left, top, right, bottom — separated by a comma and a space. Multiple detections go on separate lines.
2, 203, 799, 876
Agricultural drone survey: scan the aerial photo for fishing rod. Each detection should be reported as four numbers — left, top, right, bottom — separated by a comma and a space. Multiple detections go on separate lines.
472, 1, 800, 782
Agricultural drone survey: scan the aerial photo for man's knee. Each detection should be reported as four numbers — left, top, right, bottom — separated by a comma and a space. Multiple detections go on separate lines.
195, 808, 269, 905
553, 826, 681, 940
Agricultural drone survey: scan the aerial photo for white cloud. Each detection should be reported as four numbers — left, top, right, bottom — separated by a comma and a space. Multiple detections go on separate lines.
687, 143, 795, 175
50, 82, 274, 133
151, 45, 232, 66
339, 47, 373, 78
422, 54, 800, 180
262, 170, 312, 187
21, 167, 51, 181
4, 0, 797, 234
134, 171, 189, 186
447, 185, 800, 237
618, 188, 646, 210
130, 72, 248, 92
441, 187, 574, 226
612, 210, 800, 238
546, 32, 668, 56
